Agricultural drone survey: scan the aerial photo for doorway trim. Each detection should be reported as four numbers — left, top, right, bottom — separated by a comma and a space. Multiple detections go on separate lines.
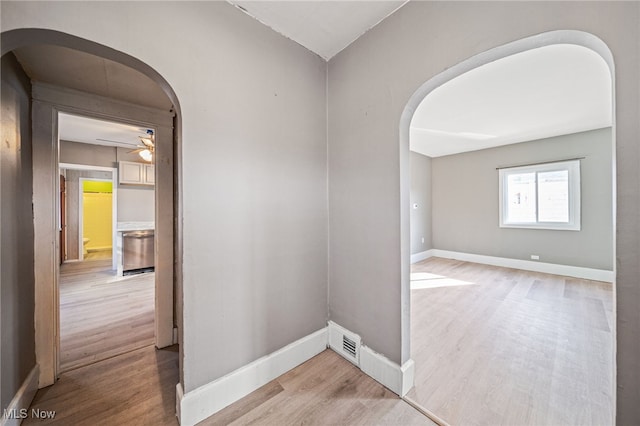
399, 30, 616, 415
60, 164, 117, 266
31, 82, 175, 387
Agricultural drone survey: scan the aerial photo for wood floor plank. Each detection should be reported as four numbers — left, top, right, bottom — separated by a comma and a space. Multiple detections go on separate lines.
408, 257, 613, 426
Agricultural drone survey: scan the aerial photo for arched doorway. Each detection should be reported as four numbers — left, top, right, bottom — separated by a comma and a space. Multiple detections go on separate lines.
399, 30, 616, 424
1, 29, 183, 391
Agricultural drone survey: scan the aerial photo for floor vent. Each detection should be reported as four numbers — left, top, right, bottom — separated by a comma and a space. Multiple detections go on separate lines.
328, 321, 361, 365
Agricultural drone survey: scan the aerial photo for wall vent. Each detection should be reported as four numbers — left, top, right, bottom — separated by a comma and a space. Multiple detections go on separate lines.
328, 321, 361, 365
342, 335, 357, 358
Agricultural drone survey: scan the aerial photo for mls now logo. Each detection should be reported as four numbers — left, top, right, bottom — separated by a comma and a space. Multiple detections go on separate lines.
3, 408, 56, 420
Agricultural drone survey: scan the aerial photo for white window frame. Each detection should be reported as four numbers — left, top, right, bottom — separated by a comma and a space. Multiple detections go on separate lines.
499, 159, 581, 231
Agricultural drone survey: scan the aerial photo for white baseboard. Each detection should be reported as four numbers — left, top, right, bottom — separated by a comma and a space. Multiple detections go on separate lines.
411, 249, 435, 264
360, 346, 414, 396
87, 246, 112, 252
431, 249, 614, 283
177, 328, 328, 426
1, 364, 39, 426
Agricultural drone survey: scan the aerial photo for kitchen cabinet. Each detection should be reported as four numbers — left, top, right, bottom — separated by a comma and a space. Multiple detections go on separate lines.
119, 161, 154, 185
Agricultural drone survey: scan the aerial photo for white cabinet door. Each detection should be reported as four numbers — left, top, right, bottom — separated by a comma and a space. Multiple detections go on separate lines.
144, 164, 155, 184
119, 161, 154, 186
120, 161, 144, 184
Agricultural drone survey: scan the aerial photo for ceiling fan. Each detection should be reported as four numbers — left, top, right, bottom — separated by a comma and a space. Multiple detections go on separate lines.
129, 129, 155, 162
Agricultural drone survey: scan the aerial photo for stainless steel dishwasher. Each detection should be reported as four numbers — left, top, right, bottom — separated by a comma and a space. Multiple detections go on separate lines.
122, 230, 155, 274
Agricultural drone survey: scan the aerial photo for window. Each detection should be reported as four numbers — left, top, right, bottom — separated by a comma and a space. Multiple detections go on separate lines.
499, 160, 581, 230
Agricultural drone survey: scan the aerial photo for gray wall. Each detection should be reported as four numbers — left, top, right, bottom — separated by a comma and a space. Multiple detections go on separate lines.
410, 152, 432, 255
432, 128, 613, 270
327, 2, 639, 421
0, 53, 35, 412
117, 187, 154, 222
1, 1, 329, 394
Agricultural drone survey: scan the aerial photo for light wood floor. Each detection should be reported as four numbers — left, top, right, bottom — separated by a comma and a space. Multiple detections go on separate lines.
26, 345, 179, 425
408, 257, 613, 426
27, 346, 434, 425
200, 349, 434, 425
59, 259, 155, 371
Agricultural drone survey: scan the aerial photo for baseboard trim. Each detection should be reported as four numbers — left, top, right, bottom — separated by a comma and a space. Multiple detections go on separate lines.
1, 364, 39, 426
431, 249, 614, 283
87, 246, 112, 252
411, 249, 435, 264
177, 328, 328, 425
360, 346, 414, 396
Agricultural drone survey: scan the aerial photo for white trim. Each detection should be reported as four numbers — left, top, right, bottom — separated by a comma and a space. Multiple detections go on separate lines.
410, 249, 435, 264
430, 249, 614, 283
177, 328, 328, 426
1, 365, 39, 426
360, 345, 414, 397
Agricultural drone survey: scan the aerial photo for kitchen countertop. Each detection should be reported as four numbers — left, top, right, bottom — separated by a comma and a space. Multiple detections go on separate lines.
116, 221, 155, 232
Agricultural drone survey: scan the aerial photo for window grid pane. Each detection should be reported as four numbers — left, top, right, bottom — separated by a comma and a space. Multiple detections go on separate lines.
537, 170, 569, 222
506, 172, 536, 223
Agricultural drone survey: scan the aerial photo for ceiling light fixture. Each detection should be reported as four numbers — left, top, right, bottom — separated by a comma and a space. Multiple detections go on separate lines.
139, 149, 153, 162
137, 129, 155, 162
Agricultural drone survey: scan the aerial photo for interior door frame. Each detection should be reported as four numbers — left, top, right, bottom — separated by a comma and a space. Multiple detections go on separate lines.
32, 83, 175, 386
61, 165, 117, 266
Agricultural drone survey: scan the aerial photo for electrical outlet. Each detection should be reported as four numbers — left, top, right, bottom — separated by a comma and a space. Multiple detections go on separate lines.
531, 255, 540, 260
421, 237, 425, 244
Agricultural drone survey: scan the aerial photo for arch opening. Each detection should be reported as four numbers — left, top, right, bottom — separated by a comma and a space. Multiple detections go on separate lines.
1, 28, 184, 399
399, 30, 616, 424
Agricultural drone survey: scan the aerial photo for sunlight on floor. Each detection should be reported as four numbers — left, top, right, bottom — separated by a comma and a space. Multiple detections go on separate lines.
410, 272, 476, 289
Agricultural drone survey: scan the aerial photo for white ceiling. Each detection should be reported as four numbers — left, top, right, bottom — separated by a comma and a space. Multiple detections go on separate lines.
228, 1, 408, 60
59, 113, 152, 149
410, 44, 612, 158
